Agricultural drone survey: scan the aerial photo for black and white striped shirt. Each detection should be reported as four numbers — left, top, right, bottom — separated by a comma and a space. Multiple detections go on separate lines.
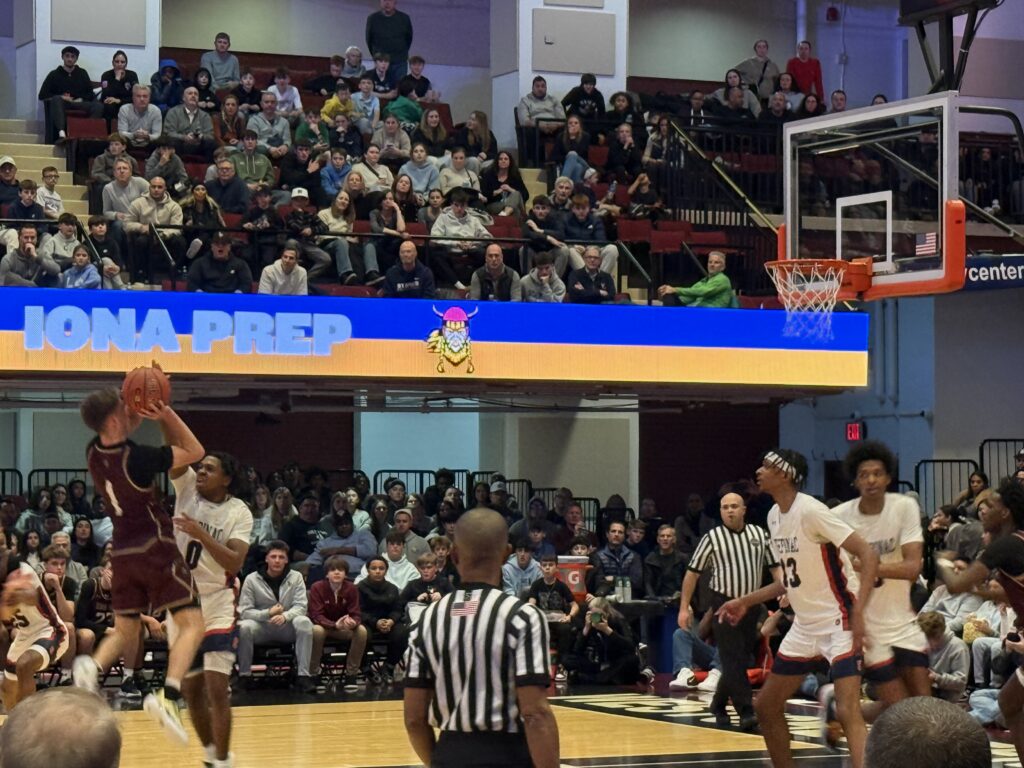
689, 523, 776, 598
404, 582, 551, 733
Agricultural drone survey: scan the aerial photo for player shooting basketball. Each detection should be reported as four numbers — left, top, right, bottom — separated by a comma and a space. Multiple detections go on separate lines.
75, 386, 206, 745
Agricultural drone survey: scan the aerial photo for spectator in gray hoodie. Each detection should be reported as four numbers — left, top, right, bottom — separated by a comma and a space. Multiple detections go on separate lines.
520, 251, 565, 303
920, 611, 969, 702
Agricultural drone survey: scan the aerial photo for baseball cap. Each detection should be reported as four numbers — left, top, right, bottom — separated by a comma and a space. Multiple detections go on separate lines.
0, 156, 16, 168
211, 232, 231, 245
291, 187, 309, 200
490, 481, 507, 493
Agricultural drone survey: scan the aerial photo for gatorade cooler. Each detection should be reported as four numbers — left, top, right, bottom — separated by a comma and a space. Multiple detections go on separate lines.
557, 555, 592, 604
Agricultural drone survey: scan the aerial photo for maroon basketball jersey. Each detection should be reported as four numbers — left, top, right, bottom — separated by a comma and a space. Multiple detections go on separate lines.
87, 438, 174, 553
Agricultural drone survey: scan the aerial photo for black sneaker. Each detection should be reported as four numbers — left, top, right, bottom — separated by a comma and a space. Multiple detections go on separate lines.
120, 675, 143, 699
342, 271, 359, 285
341, 673, 359, 692
293, 675, 317, 694
365, 270, 384, 286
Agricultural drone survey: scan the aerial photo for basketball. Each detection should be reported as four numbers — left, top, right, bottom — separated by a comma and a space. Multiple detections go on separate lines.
122, 362, 172, 414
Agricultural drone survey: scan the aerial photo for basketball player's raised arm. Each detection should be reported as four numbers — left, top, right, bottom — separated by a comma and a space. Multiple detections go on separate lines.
150, 404, 204, 473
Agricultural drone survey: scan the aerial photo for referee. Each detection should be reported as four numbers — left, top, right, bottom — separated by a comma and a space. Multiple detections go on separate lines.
403, 508, 560, 768
679, 492, 779, 731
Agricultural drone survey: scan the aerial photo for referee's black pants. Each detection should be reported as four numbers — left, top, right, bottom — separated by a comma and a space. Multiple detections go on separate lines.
710, 591, 759, 717
433, 731, 533, 767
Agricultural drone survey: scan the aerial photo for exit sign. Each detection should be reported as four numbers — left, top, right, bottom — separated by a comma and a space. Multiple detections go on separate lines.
846, 421, 866, 442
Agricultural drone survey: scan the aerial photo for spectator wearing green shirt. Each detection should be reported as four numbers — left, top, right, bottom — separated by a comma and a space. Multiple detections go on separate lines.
384, 79, 424, 129
658, 251, 737, 307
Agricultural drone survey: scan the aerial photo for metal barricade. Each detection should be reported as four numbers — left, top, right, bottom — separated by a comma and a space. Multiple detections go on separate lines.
979, 439, 1024, 485
895, 480, 916, 494
533, 487, 559, 511
27, 467, 170, 497
0, 468, 23, 499
325, 469, 370, 493
914, 459, 979, 519
505, 479, 535, 509
372, 470, 436, 495
465, 470, 499, 493
576, 497, 602, 531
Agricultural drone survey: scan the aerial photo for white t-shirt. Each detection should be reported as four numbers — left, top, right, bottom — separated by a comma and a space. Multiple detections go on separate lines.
768, 492, 860, 633
835, 493, 922, 629
172, 468, 253, 597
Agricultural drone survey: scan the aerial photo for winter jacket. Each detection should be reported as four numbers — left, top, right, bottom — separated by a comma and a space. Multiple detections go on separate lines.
308, 578, 362, 627
90, 151, 139, 184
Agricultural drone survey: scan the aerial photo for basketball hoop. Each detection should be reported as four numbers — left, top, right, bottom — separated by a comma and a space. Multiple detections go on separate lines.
765, 259, 858, 342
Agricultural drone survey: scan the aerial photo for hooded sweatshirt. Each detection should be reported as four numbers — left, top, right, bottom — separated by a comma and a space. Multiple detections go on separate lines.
520, 268, 566, 303
928, 629, 969, 702
238, 563, 307, 623
61, 262, 101, 289
150, 59, 184, 110
397, 158, 439, 197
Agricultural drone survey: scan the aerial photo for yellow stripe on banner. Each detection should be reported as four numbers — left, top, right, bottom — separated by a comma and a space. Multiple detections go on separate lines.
0, 332, 868, 387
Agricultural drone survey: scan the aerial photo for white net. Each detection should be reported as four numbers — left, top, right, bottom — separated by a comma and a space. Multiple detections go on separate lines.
765, 260, 847, 342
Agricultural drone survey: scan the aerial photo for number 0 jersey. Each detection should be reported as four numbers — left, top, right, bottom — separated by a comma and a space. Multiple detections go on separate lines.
835, 493, 923, 630
768, 492, 859, 633
172, 468, 252, 597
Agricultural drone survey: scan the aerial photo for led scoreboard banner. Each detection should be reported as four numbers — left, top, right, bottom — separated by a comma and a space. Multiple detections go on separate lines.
0, 289, 869, 388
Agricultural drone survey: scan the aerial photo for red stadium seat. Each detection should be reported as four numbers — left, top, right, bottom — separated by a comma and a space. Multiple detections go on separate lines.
404, 221, 428, 237
587, 145, 609, 170
648, 229, 682, 256
655, 220, 693, 237
613, 183, 631, 209
352, 219, 371, 234
66, 117, 107, 140
615, 218, 652, 244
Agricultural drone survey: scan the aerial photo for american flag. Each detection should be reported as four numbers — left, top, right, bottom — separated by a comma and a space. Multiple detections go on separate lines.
915, 231, 938, 256
451, 599, 479, 617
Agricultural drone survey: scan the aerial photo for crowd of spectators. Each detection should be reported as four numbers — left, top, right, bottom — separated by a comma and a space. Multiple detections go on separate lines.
15, 19, 915, 302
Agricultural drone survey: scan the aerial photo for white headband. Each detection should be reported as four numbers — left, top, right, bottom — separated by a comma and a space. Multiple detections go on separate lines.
764, 451, 803, 484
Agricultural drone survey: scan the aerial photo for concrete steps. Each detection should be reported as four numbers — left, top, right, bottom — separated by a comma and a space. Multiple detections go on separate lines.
0, 119, 90, 219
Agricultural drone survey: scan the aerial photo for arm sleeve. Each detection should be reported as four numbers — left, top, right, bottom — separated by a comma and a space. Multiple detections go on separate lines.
512, 603, 552, 687
283, 573, 308, 621
238, 574, 269, 621
125, 444, 174, 488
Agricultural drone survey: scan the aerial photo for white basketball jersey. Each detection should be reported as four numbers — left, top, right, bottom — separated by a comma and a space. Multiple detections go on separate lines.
4, 563, 66, 638
172, 468, 253, 597
835, 493, 922, 629
767, 493, 860, 633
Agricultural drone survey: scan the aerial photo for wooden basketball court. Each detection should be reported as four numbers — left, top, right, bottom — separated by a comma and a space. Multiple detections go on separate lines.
2, 681, 1018, 766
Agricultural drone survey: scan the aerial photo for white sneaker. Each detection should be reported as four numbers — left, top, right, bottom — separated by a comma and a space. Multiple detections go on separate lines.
72, 655, 99, 693
454, 280, 468, 291
186, 238, 204, 260
669, 666, 696, 690
697, 667, 722, 692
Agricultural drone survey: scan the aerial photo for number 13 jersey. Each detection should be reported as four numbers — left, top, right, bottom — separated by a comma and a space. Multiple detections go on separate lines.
171, 468, 253, 597
768, 492, 860, 633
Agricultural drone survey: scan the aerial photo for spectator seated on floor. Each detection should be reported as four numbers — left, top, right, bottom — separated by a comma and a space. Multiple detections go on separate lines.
658, 251, 737, 308
668, 624, 722, 692
920, 610, 969, 702
237, 540, 318, 693
528, 552, 579, 682
563, 597, 643, 685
